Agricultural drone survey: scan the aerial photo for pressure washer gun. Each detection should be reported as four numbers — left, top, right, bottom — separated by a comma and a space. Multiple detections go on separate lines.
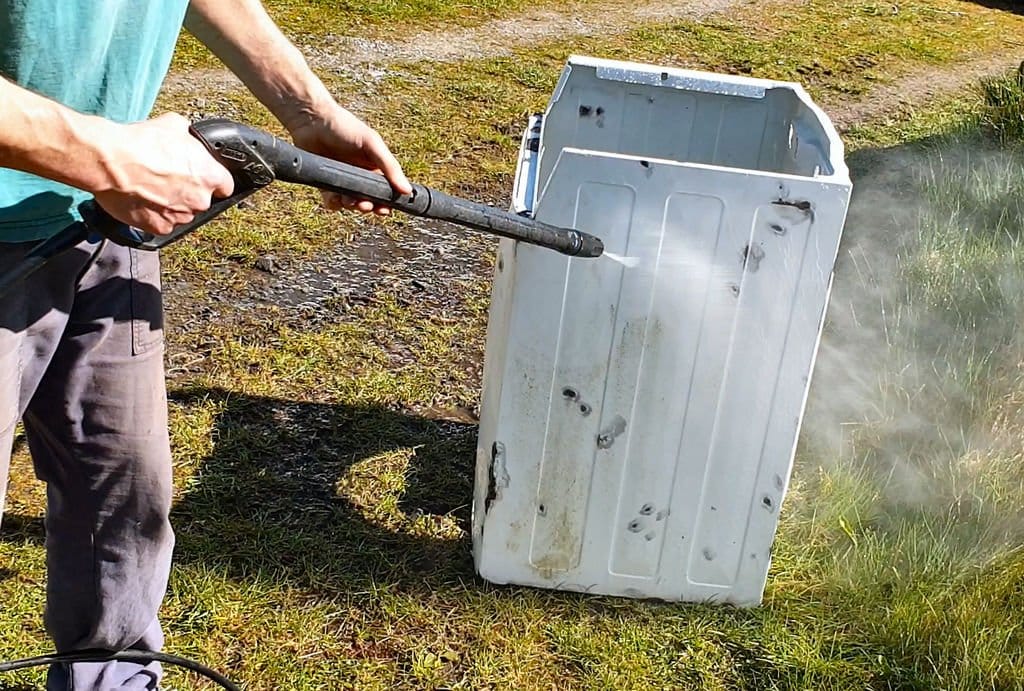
0, 118, 604, 296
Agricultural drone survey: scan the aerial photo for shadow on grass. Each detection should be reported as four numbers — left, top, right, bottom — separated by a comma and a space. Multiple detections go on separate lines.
173, 389, 479, 593
968, 0, 1024, 15
1, 385, 479, 596
166, 386, 479, 595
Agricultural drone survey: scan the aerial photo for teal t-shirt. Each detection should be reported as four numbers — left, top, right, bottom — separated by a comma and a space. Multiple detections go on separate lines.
0, 0, 190, 241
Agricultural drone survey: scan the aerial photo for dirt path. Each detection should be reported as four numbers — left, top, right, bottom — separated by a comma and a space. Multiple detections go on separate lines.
163, 0, 1021, 132
827, 51, 1021, 132
303, 0, 766, 71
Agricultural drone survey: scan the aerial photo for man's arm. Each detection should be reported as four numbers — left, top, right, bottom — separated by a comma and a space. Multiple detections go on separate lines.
0, 76, 234, 235
184, 0, 412, 214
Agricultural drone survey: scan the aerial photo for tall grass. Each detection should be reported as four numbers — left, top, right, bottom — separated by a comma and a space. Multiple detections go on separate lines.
981, 65, 1024, 144
781, 70, 1024, 688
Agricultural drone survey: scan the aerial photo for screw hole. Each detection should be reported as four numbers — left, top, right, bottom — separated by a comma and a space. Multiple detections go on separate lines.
640, 503, 655, 515
562, 387, 579, 400
538, 504, 547, 516
579, 403, 592, 416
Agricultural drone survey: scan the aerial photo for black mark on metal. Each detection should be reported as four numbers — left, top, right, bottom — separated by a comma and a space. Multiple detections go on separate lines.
762, 495, 774, 511
741, 243, 766, 273
773, 198, 812, 212
639, 503, 655, 516
579, 105, 593, 116
597, 415, 627, 449
628, 519, 643, 533
538, 504, 547, 516
770, 223, 786, 236
579, 402, 592, 417
562, 387, 579, 401
485, 442, 500, 514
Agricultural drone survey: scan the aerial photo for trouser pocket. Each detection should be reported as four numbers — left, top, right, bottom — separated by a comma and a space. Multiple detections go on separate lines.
128, 247, 164, 355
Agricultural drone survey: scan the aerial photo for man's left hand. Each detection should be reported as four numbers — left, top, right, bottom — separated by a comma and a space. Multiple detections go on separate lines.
286, 105, 412, 216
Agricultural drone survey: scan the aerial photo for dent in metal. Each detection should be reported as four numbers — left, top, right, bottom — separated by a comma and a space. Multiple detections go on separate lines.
741, 244, 766, 273
596, 415, 627, 449
485, 441, 510, 515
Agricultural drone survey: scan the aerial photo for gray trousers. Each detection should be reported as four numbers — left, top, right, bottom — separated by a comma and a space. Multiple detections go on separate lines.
0, 238, 174, 691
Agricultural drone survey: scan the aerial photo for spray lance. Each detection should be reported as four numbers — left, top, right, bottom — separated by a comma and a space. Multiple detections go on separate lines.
0, 118, 604, 296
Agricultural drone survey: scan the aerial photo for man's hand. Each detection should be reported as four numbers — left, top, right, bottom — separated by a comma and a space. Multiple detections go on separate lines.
0, 78, 233, 236
286, 106, 413, 216
94, 114, 235, 235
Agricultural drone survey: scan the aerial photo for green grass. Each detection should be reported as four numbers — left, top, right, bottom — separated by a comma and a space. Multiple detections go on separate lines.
5, 2, 1024, 690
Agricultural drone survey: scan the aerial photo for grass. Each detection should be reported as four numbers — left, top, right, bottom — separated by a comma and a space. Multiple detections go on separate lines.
5, 1, 1024, 689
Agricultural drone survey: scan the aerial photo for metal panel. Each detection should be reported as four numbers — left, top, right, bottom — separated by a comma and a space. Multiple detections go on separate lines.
473, 57, 852, 606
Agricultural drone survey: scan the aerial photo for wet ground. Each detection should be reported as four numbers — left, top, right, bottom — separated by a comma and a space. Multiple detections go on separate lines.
161, 214, 496, 386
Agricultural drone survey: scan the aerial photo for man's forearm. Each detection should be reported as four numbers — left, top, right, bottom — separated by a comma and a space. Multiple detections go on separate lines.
184, 0, 335, 132
0, 77, 119, 193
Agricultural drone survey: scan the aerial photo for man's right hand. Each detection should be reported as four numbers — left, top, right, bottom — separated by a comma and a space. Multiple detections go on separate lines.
93, 113, 235, 236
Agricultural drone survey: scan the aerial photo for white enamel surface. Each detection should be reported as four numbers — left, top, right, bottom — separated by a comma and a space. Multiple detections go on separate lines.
473, 57, 852, 606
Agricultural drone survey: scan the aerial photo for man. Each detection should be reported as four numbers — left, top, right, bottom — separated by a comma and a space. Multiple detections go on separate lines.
0, 1, 411, 689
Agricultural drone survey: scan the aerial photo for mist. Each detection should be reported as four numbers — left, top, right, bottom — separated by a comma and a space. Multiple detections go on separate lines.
801, 135, 1024, 545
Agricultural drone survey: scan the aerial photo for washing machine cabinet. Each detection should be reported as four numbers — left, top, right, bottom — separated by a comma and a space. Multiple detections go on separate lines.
472, 56, 852, 605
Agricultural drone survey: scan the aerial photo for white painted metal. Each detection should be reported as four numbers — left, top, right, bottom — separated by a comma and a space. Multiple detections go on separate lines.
472, 56, 852, 606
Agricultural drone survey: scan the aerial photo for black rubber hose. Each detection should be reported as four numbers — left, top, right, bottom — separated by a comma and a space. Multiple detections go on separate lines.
0, 649, 240, 690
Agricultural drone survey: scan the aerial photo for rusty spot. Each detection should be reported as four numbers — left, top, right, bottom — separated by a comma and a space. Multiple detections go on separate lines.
772, 198, 812, 212
485, 444, 499, 514
741, 244, 766, 273
596, 415, 627, 449
485, 441, 510, 515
